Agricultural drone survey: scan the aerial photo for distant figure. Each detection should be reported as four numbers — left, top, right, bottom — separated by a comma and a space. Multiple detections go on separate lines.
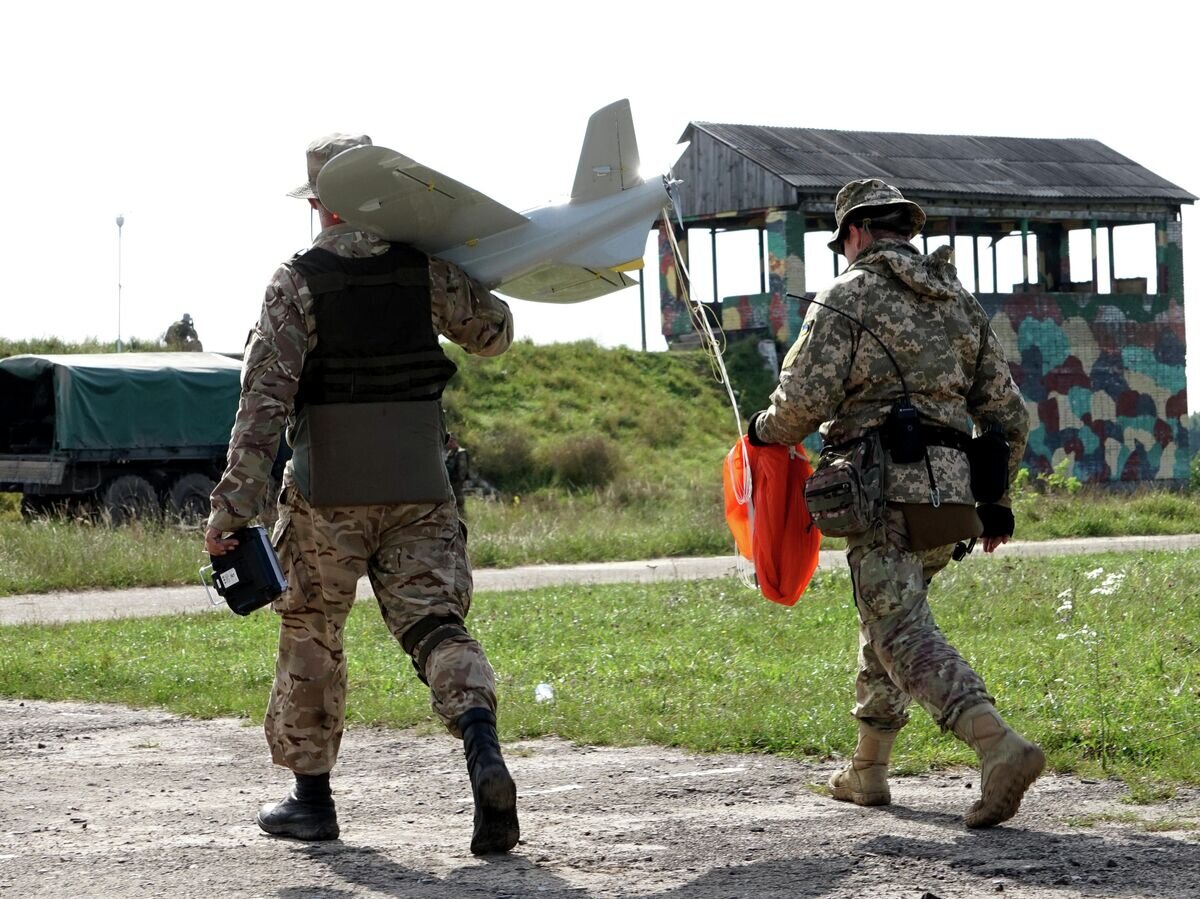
445, 433, 470, 520
165, 313, 203, 351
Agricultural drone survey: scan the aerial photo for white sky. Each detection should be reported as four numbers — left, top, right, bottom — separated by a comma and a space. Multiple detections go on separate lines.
2, 1, 1197, 407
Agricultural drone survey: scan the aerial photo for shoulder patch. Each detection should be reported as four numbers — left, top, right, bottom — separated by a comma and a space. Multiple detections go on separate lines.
782, 327, 811, 369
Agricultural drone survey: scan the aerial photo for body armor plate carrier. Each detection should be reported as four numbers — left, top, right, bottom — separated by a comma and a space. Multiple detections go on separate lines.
289, 244, 458, 506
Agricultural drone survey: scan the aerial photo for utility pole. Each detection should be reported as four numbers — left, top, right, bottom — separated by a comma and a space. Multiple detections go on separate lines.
115, 214, 125, 351
638, 273, 647, 351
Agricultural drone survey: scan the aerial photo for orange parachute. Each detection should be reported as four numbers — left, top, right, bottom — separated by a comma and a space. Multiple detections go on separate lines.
723, 435, 821, 606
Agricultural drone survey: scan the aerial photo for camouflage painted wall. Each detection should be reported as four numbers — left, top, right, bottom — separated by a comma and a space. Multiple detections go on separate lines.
716, 209, 808, 342
658, 226, 691, 341
981, 289, 1189, 483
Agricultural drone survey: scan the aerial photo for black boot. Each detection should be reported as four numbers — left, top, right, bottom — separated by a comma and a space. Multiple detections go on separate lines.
256, 771, 340, 841
459, 708, 519, 855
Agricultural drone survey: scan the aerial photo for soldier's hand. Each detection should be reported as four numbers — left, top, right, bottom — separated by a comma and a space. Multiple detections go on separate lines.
980, 535, 1009, 553
977, 503, 1014, 554
205, 526, 239, 557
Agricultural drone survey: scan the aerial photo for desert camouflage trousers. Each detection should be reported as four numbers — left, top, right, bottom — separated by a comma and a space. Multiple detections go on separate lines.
845, 505, 993, 733
264, 483, 497, 775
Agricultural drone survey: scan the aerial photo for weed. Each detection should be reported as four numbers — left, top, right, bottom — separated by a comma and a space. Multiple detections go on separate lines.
1140, 818, 1198, 833
1065, 811, 1141, 827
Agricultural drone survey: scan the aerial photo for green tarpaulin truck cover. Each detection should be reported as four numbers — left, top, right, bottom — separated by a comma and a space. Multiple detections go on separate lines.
0, 353, 242, 452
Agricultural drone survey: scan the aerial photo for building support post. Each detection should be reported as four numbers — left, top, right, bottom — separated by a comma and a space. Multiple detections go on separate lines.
758, 227, 766, 294
1090, 219, 1099, 292
638, 272, 647, 352
709, 227, 719, 307
972, 234, 981, 294
1107, 225, 1116, 290
992, 239, 999, 293
1156, 219, 1170, 295
1020, 219, 1030, 287
657, 223, 690, 346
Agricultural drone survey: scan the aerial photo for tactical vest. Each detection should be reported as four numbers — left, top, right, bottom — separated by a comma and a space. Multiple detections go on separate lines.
288, 243, 458, 506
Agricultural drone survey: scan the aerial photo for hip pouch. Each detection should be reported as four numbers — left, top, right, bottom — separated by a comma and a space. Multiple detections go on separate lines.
968, 425, 1010, 504
804, 434, 884, 538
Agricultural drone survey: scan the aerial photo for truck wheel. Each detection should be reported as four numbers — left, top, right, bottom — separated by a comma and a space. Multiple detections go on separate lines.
168, 473, 216, 524
101, 475, 159, 526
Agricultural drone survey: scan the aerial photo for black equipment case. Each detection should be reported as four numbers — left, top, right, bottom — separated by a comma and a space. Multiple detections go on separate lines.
200, 525, 288, 615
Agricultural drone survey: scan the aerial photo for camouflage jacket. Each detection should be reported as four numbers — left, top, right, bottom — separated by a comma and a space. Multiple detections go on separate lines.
207, 223, 513, 533
755, 239, 1029, 506
164, 322, 203, 351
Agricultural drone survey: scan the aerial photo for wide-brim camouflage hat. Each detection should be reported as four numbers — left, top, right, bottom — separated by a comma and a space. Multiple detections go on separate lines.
287, 132, 373, 200
827, 178, 926, 252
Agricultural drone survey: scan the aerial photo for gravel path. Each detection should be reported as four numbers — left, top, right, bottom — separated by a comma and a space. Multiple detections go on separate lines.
3, 535, 1199, 626
1, 699, 1196, 899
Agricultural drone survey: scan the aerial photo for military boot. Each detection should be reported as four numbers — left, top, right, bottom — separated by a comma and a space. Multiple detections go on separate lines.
828, 723, 897, 806
459, 708, 519, 855
256, 771, 340, 841
953, 702, 1045, 828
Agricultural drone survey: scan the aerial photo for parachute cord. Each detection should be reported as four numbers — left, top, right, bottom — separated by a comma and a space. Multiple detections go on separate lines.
661, 206, 756, 589
660, 209, 745, 441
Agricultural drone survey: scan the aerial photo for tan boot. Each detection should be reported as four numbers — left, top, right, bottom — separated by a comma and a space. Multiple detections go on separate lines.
828, 723, 897, 806
953, 703, 1045, 828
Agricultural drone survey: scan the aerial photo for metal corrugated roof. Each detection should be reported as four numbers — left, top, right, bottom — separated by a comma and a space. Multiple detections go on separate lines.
686, 123, 1196, 203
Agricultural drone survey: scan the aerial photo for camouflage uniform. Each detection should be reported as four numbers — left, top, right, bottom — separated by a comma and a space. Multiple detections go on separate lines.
164, 317, 203, 351
756, 229, 1029, 733
208, 222, 513, 775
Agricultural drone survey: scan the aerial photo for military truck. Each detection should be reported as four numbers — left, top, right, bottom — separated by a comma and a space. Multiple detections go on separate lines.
0, 353, 242, 523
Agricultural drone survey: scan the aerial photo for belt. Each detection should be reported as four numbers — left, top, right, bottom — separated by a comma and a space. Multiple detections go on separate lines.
922, 424, 971, 453
875, 422, 970, 453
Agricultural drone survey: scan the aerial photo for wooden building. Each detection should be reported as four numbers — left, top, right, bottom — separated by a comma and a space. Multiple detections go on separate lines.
660, 122, 1196, 485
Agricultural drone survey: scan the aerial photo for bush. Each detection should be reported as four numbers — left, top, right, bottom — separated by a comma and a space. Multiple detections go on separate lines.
472, 428, 549, 492
1190, 449, 1200, 493
544, 435, 622, 489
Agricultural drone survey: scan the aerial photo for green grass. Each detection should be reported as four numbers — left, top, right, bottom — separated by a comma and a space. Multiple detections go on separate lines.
2, 551, 1197, 788
0, 336, 166, 357
2, 336, 1199, 592
1065, 811, 1198, 832
0, 518, 205, 595
3, 484, 1200, 594
466, 482, 731, 567
442, 339, 740, 491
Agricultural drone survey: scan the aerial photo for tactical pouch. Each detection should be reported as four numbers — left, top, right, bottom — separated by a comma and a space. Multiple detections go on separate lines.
968, 425, 1010, 504
804, 434, 884, 538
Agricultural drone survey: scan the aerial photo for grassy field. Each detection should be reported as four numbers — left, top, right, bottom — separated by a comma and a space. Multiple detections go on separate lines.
3, 483, 1200, 594
3, 336, 1199, 591
1, 551, 1196, 793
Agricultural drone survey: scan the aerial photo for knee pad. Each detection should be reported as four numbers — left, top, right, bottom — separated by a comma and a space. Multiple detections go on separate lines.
401, 615, 470, 684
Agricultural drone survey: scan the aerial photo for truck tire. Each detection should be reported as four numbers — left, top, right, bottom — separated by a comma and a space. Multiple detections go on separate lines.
168, 472, 217, 524
101, 475, 159, 526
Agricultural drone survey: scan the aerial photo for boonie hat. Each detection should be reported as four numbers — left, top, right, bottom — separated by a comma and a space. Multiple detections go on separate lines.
827, 178, 926, 252
287, 133, 373, 200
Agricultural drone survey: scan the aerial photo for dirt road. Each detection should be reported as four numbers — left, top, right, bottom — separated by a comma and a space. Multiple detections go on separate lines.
2, 699, 1196, 899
